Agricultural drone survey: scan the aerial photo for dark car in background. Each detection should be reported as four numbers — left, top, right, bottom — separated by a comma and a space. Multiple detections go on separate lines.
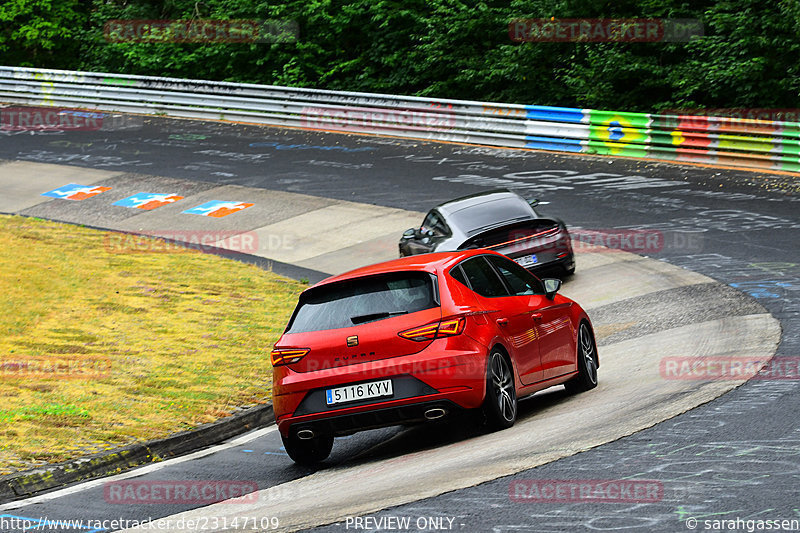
399, 190, 575, 276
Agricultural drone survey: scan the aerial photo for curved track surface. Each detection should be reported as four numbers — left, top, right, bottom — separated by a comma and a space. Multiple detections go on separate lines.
0, 114, 797, 532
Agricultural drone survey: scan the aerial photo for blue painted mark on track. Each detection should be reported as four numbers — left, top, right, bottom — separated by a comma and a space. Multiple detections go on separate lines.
41, 184, 111, 200
264, 446, 287, 456
112, 193, 183, 210
248, 142, 375, 152
182, 200, 253, 217
730, 281, 795, 299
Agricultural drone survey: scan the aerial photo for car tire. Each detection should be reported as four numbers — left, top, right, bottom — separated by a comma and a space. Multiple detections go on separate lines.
281, 431, 334, 465
482, 350, 517, 430
564, 322, 598, 394
562, 256, 576, 276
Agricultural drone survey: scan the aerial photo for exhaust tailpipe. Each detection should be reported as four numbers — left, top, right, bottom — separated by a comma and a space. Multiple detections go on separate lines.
296, 429, 315, 440
424, 408, 447, 420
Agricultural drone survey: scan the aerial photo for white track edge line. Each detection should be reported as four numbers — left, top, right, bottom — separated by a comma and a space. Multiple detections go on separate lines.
0, 425, 278, 511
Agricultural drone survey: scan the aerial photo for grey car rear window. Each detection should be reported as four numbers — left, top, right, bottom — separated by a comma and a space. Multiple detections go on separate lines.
286, 272, 438, 333
449, 198, 532, 234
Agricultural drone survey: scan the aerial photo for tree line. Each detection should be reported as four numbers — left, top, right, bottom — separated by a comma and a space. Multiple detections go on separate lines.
2, 0, 798, 113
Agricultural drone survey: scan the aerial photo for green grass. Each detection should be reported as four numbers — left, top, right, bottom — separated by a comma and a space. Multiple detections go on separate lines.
0, 215, 305, 473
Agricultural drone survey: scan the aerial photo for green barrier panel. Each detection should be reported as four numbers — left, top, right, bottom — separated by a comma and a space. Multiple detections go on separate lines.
587, 110, 651, 155
584, 139, 649, 158
716, 134, 795, 154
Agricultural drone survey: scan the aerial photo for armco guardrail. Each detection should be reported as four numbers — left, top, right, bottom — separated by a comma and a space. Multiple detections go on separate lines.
1, 66, 799, 172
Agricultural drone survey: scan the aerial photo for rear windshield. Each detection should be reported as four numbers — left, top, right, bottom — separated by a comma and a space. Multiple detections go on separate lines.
449, 198, 533, 234
286, 272, 438, 334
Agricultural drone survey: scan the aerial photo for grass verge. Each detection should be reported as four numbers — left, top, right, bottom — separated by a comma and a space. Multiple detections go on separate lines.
0, 215, 305, 474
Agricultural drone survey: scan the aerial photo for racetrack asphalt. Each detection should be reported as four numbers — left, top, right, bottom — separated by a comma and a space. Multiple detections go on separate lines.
0, 113, 798, 532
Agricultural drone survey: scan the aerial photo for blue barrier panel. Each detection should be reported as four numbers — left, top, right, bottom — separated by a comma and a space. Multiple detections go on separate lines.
525, 135, 584, 152
525, 105, 585, 124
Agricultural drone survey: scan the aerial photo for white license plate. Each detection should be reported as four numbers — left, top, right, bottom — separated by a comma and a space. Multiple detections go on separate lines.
515, 254, 538, 267
325, 379, 393, 406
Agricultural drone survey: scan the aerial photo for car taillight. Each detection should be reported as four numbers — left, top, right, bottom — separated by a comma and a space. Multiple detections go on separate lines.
398, 317, 466, 342
271, 348, 309, 366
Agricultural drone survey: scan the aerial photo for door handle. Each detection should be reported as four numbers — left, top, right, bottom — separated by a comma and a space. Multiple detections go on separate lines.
531, 313, 543, 321
496, 318, 509, 327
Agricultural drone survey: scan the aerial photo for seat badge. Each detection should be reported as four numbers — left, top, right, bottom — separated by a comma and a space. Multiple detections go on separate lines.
346, 335, 359, 347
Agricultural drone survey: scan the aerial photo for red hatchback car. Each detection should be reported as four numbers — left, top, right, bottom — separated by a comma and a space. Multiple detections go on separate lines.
271, 250, 598, 464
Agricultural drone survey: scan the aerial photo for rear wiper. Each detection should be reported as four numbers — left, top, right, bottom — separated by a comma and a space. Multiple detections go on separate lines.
350, 311, 408, 324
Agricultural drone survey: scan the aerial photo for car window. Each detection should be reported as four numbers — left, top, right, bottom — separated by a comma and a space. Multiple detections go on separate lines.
486, 255, 545, 296
421, 210, 450, 237
459, 257, 510, 298
286, 272, 437, 333
449, 264, 468, 287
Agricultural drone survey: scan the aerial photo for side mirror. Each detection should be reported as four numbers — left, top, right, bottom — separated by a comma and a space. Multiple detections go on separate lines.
402, 228, 416, 239
543, 278, 561, 300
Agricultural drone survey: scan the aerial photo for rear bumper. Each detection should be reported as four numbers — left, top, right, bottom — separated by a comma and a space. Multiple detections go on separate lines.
503, 234, 574, 274
273, 340, 488, 437
288, 399, 465, 438
528, 252, 575, 274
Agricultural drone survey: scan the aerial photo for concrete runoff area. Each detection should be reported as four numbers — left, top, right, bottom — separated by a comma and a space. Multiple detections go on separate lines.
19, 173, 218, 225
0, 161, 419, 275
230, 202, 421, 265
113, 186, 339, 234
562, 253, 712, 310
294, 232, 408, 276
0, 161, 124, 214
